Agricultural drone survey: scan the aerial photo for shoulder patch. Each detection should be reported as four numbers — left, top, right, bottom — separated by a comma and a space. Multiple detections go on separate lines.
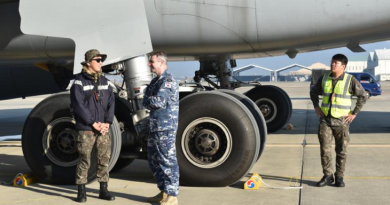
164, 82, 172, 88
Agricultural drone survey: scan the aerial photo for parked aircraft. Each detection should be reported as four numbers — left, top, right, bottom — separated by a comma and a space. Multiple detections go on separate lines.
1, 0, 389, 186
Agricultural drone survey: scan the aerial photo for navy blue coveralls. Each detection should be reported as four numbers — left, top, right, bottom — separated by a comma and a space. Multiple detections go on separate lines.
142, 70, 180, 196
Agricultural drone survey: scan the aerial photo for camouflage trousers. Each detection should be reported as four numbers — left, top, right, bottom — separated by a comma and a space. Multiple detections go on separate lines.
75, 130, 111, 184
318, 121, 350, 177
147, 130, 180, 196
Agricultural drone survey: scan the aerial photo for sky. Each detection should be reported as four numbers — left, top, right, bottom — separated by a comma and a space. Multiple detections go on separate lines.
167, 41, 390, 77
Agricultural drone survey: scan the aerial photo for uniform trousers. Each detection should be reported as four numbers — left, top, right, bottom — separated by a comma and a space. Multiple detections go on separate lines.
318, 120, 350, 177
75, 130, 111, 184
147, 130, 180, 196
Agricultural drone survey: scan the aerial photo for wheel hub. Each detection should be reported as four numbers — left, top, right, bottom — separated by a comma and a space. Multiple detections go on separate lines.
255, 98, 277, 123
260, 104, 271, 117
194, 129, 220, 156
182, 117, 232, 169
56, 129, 78, 154
43, 117, 79, 167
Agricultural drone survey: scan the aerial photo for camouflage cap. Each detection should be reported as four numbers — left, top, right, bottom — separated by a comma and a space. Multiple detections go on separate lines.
80, 49, 107, 65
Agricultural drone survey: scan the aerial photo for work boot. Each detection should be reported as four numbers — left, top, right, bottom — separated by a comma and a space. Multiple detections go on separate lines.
148, 191, 167, 203
160, 195, 178, 205
98, 182, 115, 201
316, 175, 334, 187
76, 184, 87, 203
335, 176, 345, 187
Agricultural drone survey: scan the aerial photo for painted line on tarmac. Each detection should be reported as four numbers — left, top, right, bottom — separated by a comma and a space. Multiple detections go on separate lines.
262, 175, 390, 180
0, 141, 21, 147
302, 176, 390, 180
266, 144, 390, 147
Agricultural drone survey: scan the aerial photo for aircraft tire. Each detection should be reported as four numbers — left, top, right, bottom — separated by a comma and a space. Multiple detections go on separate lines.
110, 96, 137, 172
245, 85, 292, 133
216, 89, 267, 161
22, 93, 121, 184
270, 85, 293, 124
177, 91, 260, 186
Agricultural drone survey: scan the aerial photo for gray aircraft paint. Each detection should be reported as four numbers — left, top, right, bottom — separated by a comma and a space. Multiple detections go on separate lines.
0, 0, 390, 99
19, 0, 153, 74
2, 0, 390, 67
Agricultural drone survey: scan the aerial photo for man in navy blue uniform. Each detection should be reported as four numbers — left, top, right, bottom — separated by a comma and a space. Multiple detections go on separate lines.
70, 49, 115, 203
143, 51, 180, 205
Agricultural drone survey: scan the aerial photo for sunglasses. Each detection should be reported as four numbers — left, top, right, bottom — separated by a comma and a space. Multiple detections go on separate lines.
92, 59, 104, 63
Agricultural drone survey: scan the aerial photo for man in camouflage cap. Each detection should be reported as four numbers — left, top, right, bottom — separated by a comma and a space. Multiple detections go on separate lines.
143, 51, 180, 205
70, 49, 115, 202
310, 54, 369, 188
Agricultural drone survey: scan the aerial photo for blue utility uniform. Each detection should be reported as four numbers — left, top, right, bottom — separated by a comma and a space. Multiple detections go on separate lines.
143, 70, 180, 196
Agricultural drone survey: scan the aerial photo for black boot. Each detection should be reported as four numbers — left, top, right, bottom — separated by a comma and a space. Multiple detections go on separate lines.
76, 184, 87, 203
99, 182, 115, 201
335, 176, 345, 187
317, 175, 334, 187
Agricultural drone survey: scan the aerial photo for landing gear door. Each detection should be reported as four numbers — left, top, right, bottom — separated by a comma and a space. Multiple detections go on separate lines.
19, 0, 152, 74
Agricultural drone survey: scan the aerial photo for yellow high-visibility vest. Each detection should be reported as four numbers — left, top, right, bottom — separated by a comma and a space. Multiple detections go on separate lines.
320, 73, 352, 118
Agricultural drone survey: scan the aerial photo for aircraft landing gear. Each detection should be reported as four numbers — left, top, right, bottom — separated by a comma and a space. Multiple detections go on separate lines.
245, 85, 292, 132
177, 91, 261, 186
22, 93, 122, 184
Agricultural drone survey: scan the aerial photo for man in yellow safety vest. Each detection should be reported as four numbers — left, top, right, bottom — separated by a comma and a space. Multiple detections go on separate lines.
310, 54, 369, 187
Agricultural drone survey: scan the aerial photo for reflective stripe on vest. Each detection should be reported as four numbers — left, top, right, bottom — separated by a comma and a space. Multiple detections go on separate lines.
320, 73, 352, 118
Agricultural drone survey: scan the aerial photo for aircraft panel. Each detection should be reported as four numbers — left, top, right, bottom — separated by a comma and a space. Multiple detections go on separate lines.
147, 0, 259, 55
19, 0, 153, 74
255, 0, 390, 52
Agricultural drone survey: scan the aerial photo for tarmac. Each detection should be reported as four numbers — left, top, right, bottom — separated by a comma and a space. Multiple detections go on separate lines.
0, 82, 389, 205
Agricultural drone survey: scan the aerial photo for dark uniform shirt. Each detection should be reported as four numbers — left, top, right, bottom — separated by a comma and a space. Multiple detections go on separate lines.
70, 72, 115, 131
310, 72, 369, 126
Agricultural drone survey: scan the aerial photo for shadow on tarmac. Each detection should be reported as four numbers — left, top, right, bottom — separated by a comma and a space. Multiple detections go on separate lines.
0, 153, 150, 203
276, 109, 390, 135
4, 183, 148, 203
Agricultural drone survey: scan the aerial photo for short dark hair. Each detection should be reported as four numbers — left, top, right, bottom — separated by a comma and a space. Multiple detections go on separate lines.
332, 54, 348, 66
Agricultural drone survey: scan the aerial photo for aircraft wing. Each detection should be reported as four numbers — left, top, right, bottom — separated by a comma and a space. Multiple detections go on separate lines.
19, 0, 153, 74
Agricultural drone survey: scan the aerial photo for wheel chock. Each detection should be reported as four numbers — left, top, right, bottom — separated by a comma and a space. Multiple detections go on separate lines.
13, 172, 37, 187
244, 173, 262, 190
286, 123, 294, 130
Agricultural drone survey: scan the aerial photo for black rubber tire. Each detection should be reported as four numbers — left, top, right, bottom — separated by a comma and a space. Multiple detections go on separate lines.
110, 96, 136, 172
177, 92, 260, 186
217, 90, 267, 161
365, 90, 371, 97
245, 85, 292, 133
22, 93, 121, 184
270, 86, 293, 124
